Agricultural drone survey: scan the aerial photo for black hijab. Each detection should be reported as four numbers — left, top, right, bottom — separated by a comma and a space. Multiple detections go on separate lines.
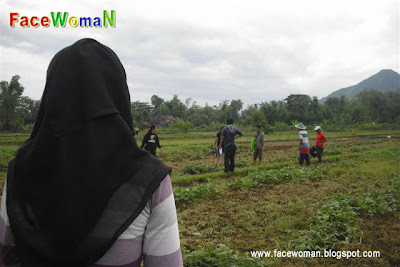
6, 38, 171, 266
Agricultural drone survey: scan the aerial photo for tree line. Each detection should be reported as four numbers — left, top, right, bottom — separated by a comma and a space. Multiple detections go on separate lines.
1, 75, 400, 132
132, 90, 400, 132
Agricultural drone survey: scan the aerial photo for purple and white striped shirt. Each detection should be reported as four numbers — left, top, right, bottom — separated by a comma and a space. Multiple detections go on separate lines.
0, 175, 182, 267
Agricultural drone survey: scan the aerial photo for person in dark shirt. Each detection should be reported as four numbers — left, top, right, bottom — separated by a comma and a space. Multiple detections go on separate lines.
220, 119, 243, 173
141, 125, 162, 157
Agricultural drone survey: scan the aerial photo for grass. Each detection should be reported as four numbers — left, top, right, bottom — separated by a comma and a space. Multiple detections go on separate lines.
181, 162, 217, 175
142, 129, 399, 142
183, 243, 272, 267
174, 183, 220, 205
157, 130, 395, 177
178, 141, 400, 266
172, 152, 362, 186
286, 172, 400, 265
248, 165, 328, 184
0, 131, 399, 266
0, 145, 18, 168
290, 194, 359, 251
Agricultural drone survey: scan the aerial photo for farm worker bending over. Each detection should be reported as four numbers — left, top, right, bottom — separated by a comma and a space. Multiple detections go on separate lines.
295, 122, 310, 166
141, 124, 162, 157
310, 126, 327, 163
0, 38, 182, 267
220, 118, 243, 173
253, 124, 265, 165
214, 126, 224, 166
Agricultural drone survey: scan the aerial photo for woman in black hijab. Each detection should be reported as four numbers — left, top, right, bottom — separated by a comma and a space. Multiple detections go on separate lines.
0, 39, 182, 266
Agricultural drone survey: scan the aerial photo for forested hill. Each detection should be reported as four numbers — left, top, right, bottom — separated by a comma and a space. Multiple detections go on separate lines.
320, 69, 400, 102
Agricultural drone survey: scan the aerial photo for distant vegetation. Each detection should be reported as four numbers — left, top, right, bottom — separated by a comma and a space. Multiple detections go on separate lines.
1, 73, 400, 132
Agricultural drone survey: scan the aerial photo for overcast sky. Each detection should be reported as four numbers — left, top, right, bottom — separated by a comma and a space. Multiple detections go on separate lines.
1, 0, 399, 106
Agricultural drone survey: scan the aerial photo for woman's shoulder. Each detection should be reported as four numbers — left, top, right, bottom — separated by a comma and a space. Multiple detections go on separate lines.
150, 175, 173, 210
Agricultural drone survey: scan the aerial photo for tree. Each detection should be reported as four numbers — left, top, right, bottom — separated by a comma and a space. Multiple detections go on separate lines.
260, 101, 282, 125
285, 94, 311, 124
356, 89, 385, 122
17, 96, 40, 124
220, 99, 243, 122
150, 95, 164, 116
164, 95, 186, 118
241, 105, 267, 127
230, 99, 243, 112
323, 96, 348, 123
385, 90, 400, 123
0, 75, 25, 131
184, 97, 193, 108
131, 101, 153, 128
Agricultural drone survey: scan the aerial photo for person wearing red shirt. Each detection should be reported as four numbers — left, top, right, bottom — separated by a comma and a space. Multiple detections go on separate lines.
310, 126, 327, 162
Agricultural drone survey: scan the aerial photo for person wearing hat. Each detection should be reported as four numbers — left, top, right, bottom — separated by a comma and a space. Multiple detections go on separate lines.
310, 126, 327, 163
295, 122, 310, 166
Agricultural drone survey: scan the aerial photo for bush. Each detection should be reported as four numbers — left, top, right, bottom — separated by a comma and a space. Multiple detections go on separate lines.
273, 121, 291, 132
168, 121, 193, 133
291, 174, 400, 251
0, 119, 24, 132
248, 165, 328, 184
0, 145, 18, 168
0, 171, 7, 180
349, 147, 370, 153
197, 122, 225, 132
357, 189, 399, 216
359, 122, 383, 130
357, 174, 400, 215
20, 123, 34, 133
320, 120, 345, 132
182, 162, 217, 175
235, 159, 249, 168
228, 178, 257, 191
267, 155, 292, 163
174, 183, 220, 205
324, 149, 342, 156
261, 123, 274, 134
189, 153, 207, 160
291, 194, 358, 251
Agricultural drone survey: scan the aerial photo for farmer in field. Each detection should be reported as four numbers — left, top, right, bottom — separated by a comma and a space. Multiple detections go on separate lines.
220, 118, 243, 173
214, 126, 224, 166
295, 122, 310, 166
0, 39, 182, 267
253, 124, 265, 165
310, 126, 327, 163
141, 124, 162, 157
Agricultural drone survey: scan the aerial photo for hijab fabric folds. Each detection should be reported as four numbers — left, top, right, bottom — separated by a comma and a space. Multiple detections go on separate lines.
6, 38, 171, 266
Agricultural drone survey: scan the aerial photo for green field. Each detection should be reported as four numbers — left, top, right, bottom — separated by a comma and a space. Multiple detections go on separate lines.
0, 130, 399, 266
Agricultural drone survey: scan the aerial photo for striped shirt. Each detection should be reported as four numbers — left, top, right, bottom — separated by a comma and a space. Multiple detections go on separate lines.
299, 130, 310, 154
0, 175, 182, 267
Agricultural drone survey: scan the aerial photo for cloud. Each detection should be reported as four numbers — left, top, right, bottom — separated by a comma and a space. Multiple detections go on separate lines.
1, 0, 399, 106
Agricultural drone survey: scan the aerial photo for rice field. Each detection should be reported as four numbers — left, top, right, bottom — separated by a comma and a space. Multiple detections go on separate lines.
0, 130, 399, 266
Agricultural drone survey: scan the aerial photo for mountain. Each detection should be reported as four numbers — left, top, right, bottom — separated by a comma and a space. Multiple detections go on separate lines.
320, 69, 400, 102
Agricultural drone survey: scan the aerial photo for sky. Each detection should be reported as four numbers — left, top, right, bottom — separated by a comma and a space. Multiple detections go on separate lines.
0, 0, 399, 107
